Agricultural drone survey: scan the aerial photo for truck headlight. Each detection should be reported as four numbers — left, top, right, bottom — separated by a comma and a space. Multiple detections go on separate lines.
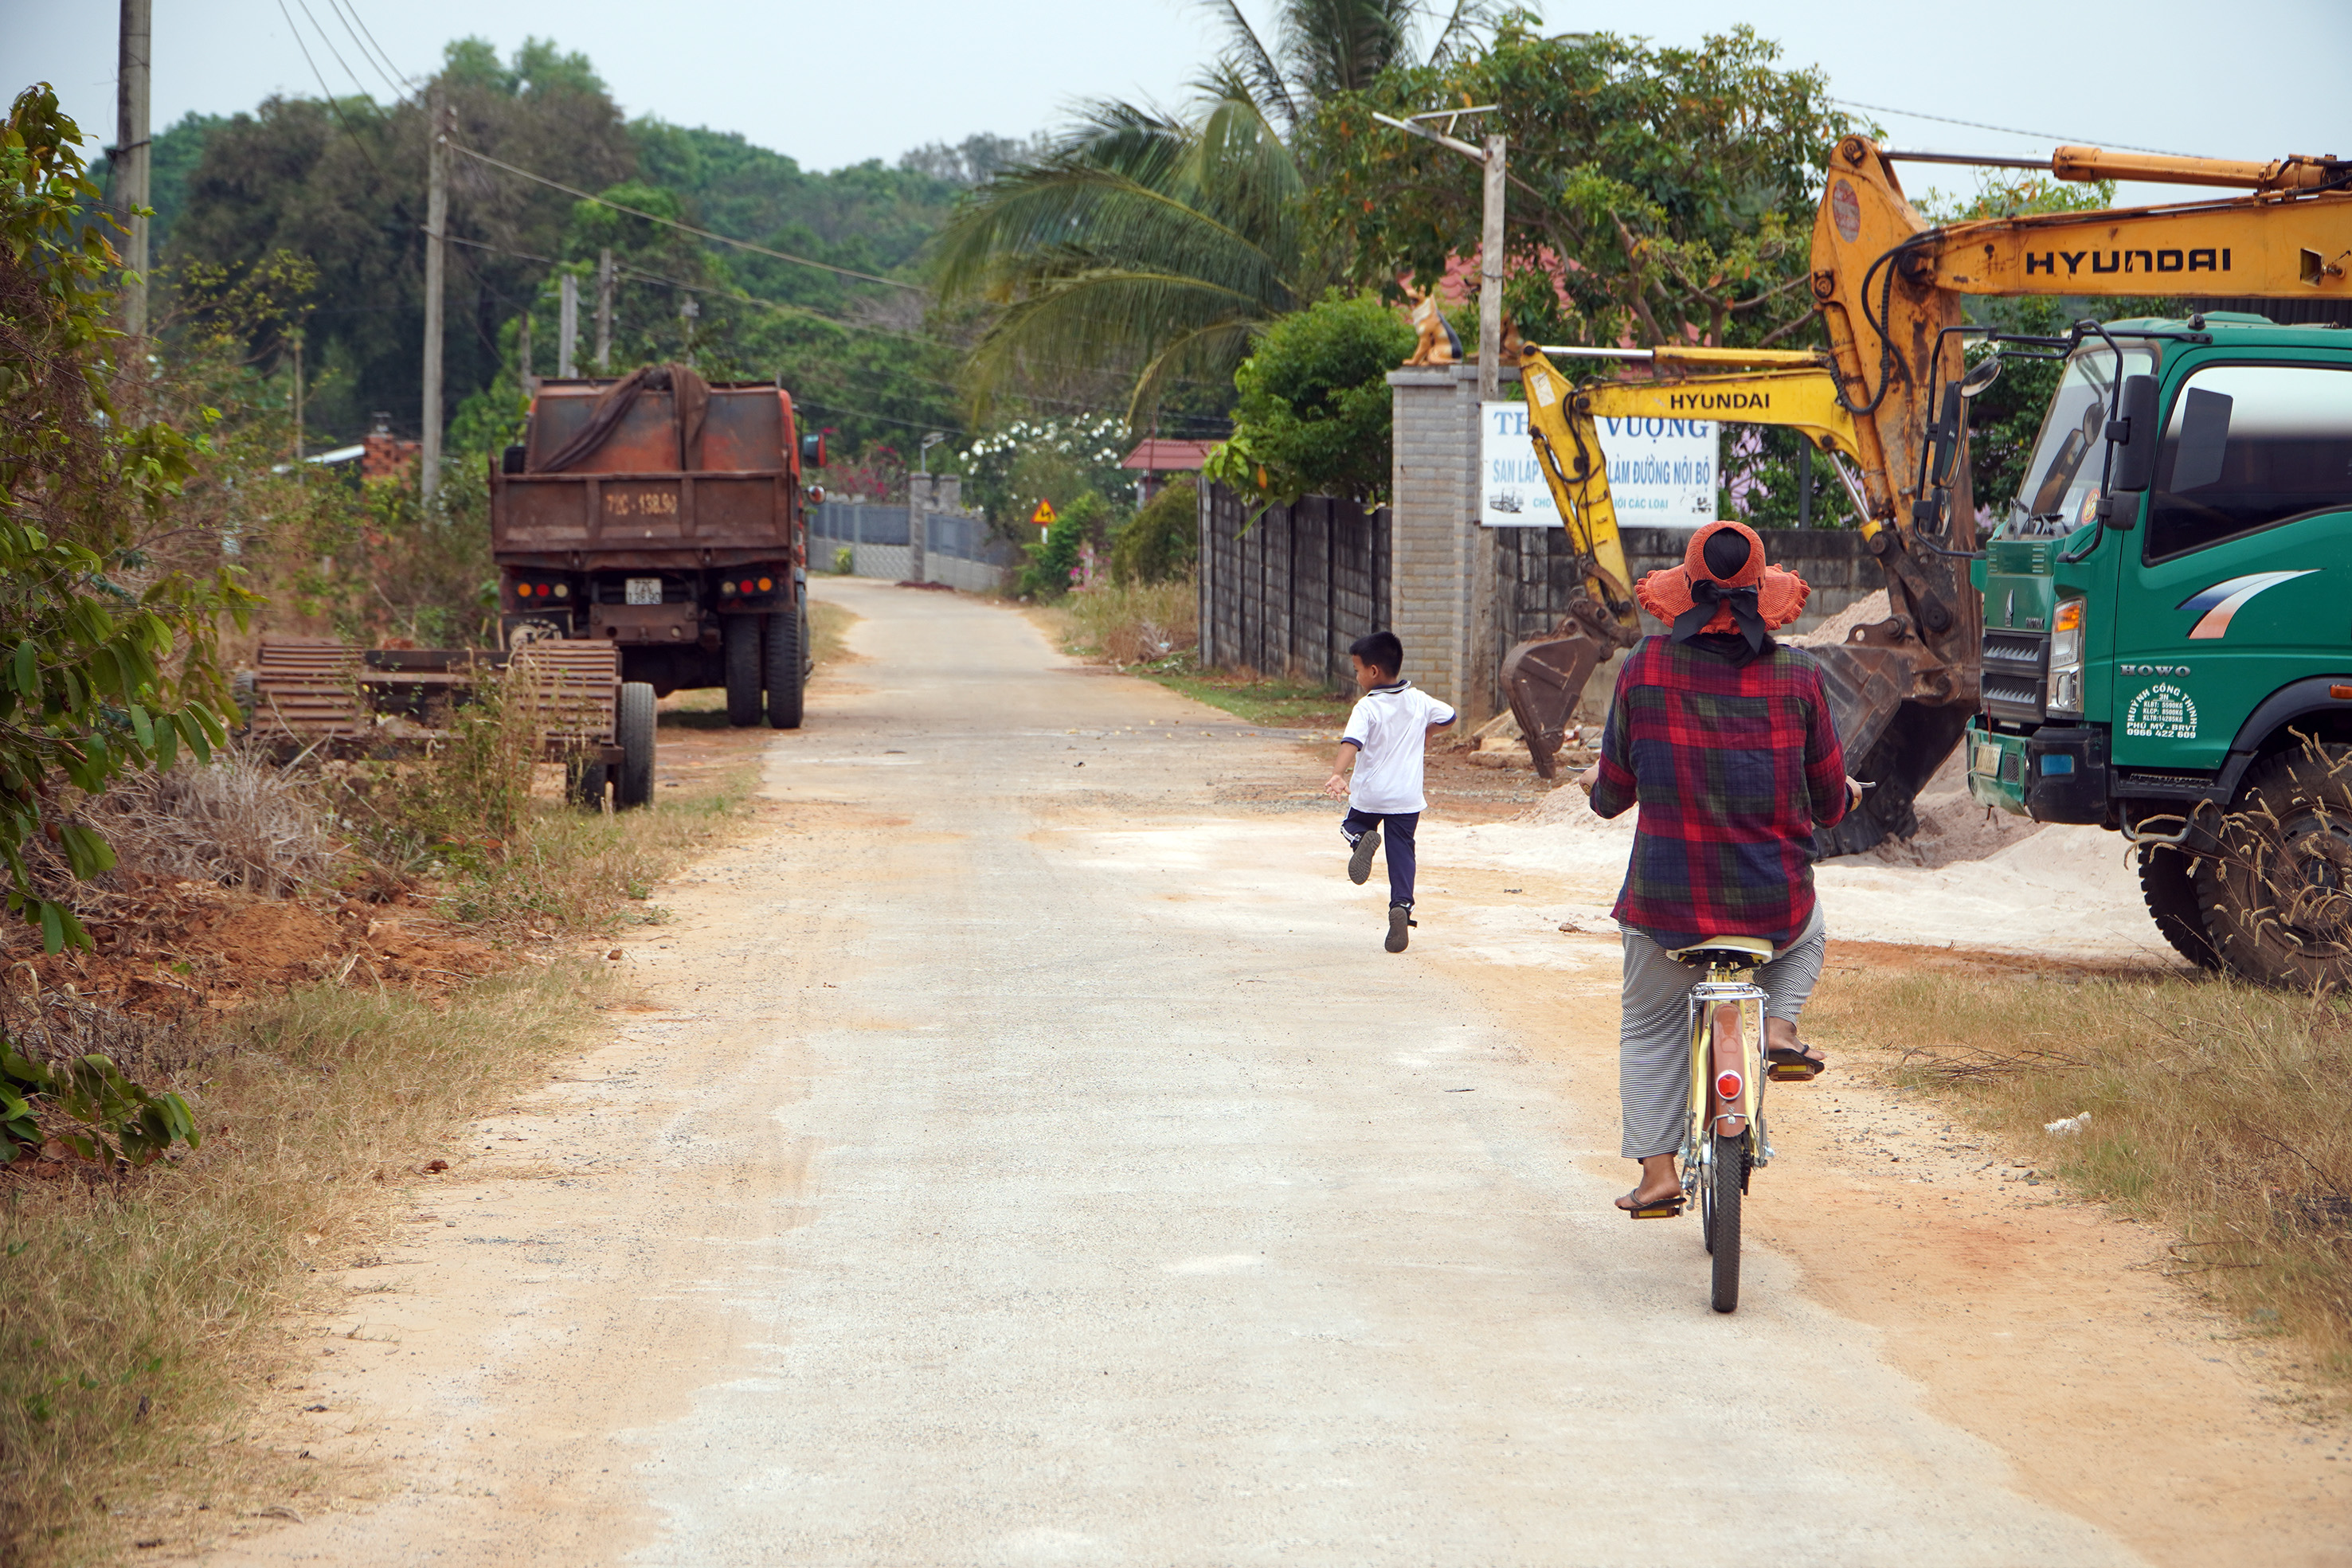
2046, 596, 2084, 718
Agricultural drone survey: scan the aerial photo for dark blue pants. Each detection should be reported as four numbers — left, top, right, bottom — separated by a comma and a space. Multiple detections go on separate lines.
1341, 808, 1419, 908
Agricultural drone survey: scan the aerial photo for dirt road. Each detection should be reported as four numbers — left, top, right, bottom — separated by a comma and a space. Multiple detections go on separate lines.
209, 580, 2340, 1566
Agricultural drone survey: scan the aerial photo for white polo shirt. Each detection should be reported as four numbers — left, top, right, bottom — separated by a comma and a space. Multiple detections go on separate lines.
1342, 681, 1456, 813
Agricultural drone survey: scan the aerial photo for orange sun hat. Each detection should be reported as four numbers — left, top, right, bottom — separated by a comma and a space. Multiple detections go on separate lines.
1634, 520, 1810, 649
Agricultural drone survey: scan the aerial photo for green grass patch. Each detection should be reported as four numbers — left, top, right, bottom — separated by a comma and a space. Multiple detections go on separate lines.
1146, 663, 1355, 729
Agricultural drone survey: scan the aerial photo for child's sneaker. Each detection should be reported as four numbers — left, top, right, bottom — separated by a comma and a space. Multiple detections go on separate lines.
1347, 824, 1381, 886
1385, 903, 1415, 952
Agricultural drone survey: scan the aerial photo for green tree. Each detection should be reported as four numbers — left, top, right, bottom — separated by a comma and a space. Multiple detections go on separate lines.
1217, 289, 1411, 505
1301, 23, 1849, 351
0, 87, 252, 954
930, 1, 1497, 425
1111, 479, 1199, 585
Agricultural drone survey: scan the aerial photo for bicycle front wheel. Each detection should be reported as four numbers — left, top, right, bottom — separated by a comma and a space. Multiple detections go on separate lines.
1709, 1133, 1744, 1313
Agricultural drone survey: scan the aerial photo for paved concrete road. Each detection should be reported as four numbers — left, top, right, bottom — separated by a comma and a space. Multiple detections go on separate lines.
222, 580, 2139, 1566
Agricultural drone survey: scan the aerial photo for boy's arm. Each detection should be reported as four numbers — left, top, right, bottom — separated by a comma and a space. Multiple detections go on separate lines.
1423, 697, 1457, 741
1324, 739, 1361, 799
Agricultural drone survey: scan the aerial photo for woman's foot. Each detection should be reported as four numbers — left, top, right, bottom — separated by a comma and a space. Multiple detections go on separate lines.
1617, 1183, 1685, 1216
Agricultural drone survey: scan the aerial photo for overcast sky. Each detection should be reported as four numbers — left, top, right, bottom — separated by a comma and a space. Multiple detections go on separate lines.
8, 0, 2347, 199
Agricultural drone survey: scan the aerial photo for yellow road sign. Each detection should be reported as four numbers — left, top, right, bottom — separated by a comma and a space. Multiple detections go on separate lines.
1030, 499, 1057, 526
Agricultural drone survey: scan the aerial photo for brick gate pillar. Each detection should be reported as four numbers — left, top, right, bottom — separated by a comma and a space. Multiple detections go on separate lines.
1385, 363, 1486, 718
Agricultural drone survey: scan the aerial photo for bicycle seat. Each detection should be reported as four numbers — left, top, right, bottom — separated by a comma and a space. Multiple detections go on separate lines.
1668, 934, 1775, 971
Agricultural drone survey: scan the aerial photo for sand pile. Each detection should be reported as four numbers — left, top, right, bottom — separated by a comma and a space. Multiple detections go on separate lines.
1787, 589, 1890, 647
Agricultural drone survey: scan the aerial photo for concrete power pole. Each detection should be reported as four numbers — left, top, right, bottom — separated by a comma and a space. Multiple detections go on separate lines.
115, 0, 152, 346
1470, 133, 1508, 721
421, 83, 448, 500
558, 272, 578, 377
595, 248, 614, 372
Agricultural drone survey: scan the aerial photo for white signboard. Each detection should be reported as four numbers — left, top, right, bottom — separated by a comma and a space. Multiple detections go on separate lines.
1480, 401, 1719, 529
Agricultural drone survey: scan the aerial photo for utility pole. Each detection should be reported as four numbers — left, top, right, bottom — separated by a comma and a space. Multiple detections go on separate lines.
115, 0, 152, 347
1370, 107, 1507, 720
292, 332, 305, 462
558, 272, 578, 377
421, 84, 450, 500
595, 248, 614, 372
517, 310, 533, 386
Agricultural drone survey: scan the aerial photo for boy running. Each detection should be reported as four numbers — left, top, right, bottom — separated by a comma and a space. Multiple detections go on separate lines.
1322, 631, 1456, 952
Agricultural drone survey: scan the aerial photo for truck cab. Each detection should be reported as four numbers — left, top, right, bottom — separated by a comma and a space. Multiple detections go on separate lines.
1963, 314, 2352, 978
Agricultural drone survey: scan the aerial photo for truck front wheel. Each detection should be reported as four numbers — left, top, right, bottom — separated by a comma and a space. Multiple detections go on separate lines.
2201, 746, 2352, 988
765, 608, 803, 729
722, 615, 763, 727
2137, 844, 2219, 970
615, 681, 657, 808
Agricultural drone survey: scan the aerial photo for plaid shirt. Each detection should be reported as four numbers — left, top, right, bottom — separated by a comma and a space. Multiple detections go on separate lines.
1589, 635, 1849, 950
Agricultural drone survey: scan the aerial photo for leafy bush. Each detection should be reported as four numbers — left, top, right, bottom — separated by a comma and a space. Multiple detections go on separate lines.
1019, 491, 1109, 599
1111, 479, 1198, 585
1216, 291, 1412, 509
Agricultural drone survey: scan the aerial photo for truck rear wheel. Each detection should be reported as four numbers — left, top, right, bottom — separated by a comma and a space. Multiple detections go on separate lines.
722, 615, 763, 727
2138, 843, 2220, 970
2202, 747, 2352, 989
765, 608, 803, 730
615, 681, 656, 808
565, 756, 609, 811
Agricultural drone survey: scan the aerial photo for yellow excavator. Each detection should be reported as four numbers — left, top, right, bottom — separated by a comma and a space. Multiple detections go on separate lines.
1503, 135, 2352, 862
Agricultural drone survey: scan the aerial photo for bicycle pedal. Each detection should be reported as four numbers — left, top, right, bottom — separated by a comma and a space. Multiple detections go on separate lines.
1626, 1201, 1685, 1219
1767, 1063, 1818, 1082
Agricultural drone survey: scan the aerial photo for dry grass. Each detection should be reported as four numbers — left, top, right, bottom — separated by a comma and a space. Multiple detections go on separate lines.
0, 963, 612, 1563
1052, 577, 1198, 668
1805, 967, 2352, 1382
809, 599, 854, 669
0, 694, 776, 1563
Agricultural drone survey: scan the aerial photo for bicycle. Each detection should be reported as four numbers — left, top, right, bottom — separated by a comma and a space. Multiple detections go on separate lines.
1625, 934, 1810, 1313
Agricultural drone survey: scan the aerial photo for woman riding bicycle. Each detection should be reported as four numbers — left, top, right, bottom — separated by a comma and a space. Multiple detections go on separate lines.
1572, 522, 1860, 1217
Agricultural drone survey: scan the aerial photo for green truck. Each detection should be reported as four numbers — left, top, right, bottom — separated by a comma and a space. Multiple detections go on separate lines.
1966, 312, 2352, 985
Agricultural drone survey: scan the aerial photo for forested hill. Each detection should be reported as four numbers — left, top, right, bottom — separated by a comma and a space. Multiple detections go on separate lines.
112, 37, 1033, 455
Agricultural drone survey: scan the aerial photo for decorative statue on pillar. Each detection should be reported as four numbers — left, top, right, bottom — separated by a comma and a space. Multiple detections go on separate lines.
1401, 281, 1461, 366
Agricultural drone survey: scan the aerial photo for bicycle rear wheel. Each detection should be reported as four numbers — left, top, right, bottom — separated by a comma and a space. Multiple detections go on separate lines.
1708, 1133, 1744, 1313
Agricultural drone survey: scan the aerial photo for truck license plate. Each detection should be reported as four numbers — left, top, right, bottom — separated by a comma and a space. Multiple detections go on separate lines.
625, 577, 663, 605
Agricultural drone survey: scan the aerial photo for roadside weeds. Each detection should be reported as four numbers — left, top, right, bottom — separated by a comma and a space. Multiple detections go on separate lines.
1802, 965, 2352, 1392
0, 644, 804, 1565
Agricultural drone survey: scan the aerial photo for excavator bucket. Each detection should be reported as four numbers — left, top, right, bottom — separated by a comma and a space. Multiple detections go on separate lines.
1805, 638, 1972, 856
1502, 627, 1614, 780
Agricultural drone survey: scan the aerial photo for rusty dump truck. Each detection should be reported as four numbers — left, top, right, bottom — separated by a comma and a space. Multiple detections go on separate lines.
491, 363, 824, 729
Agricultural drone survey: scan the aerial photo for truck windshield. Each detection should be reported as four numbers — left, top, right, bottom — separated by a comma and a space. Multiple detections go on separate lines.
2005, 343, 2157, 538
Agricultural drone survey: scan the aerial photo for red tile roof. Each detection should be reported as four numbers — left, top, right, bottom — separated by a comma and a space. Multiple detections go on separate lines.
1121, 439, 1215, 472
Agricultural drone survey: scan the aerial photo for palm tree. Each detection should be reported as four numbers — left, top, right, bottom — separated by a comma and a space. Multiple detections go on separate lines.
930, 1, 1495, 425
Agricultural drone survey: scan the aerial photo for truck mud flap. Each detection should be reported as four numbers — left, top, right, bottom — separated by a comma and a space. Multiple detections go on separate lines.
1807, 640, 1970, 858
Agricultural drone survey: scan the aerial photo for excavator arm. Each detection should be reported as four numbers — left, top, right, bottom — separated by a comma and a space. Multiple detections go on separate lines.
1503, 343, 1872, 776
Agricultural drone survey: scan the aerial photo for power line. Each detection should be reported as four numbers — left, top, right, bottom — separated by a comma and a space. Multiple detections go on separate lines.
448, 142, 928, 294
1830, 99, 2195, 160
321, 0, 417, 108
288, 0, 379, 109
273, 0, 382, 174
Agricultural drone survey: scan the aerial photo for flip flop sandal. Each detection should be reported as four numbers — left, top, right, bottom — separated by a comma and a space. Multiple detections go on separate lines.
1767, 1041, 1827, 1081
1618, 1189, 1686, 1219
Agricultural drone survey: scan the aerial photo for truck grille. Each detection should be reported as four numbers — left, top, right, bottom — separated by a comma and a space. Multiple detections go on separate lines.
1982, 628, 2049, 724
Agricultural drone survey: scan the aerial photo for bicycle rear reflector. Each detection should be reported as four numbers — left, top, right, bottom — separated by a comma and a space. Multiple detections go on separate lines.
1715, 1070, 1743, 1101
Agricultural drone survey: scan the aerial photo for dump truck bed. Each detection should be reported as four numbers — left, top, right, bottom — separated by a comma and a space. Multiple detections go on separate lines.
491, 381, 802, 572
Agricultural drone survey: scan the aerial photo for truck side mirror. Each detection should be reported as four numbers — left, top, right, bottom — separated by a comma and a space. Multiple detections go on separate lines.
800, 432, 825, 467
2107, 374, 2160, 495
